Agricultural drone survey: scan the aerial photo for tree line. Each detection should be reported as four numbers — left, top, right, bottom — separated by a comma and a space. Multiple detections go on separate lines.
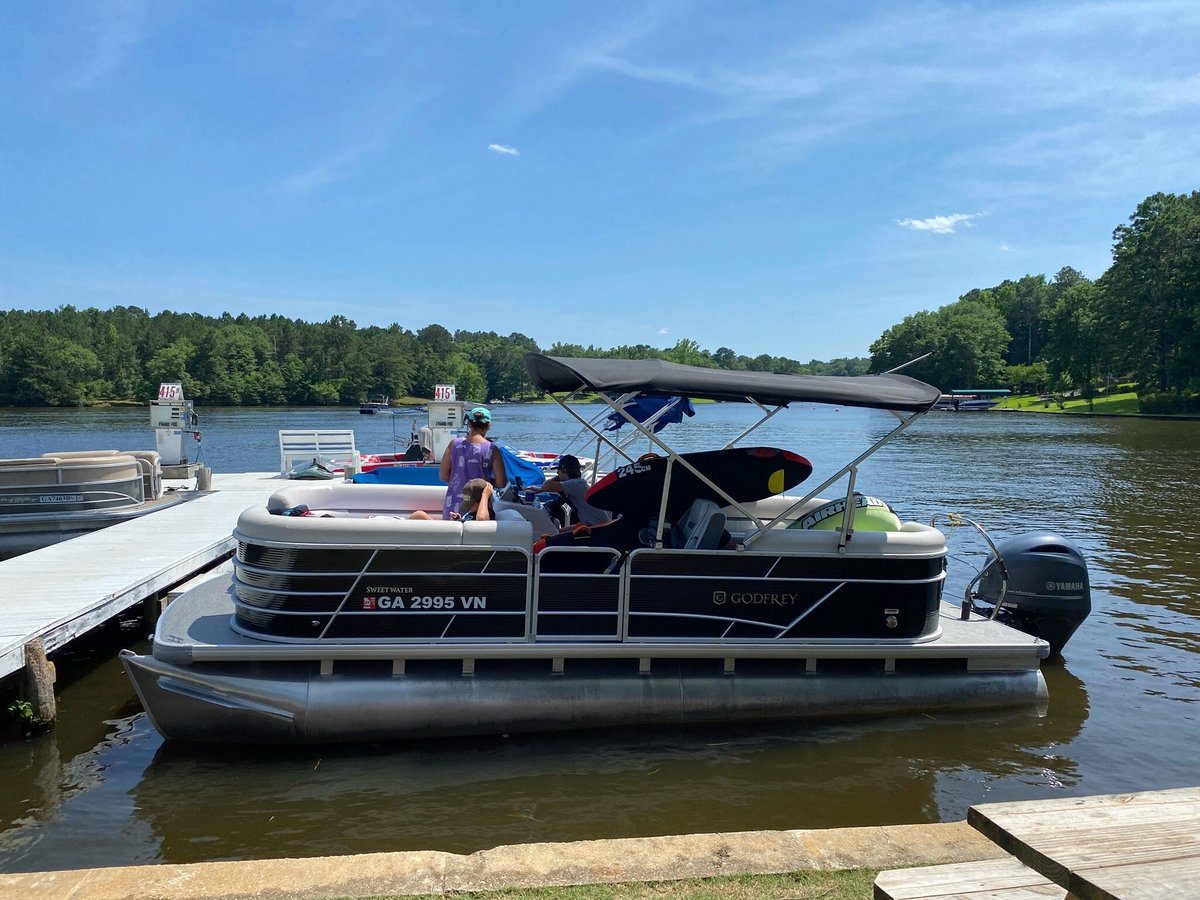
0, 309, 868, 407
869, 191, 1200, 412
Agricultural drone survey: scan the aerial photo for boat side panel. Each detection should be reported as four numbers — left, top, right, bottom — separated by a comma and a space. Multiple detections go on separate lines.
625, 548, 944, 640
233, 545, 533, 641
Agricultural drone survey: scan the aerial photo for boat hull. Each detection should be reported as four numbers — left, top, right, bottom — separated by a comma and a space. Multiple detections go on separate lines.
122, 650, 1047, 745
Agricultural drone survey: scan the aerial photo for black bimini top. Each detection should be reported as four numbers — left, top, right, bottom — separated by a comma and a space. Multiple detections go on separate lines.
525, 354, 941, 413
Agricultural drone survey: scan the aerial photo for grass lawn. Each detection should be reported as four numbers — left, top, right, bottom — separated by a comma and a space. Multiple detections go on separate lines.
378, 868, 878, 899
996, 391, 1140, 415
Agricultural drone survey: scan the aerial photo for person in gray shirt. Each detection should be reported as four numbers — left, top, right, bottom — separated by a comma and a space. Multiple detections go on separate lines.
538, 455, 610, 526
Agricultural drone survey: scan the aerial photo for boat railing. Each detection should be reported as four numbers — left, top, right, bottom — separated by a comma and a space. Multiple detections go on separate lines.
0, 454, 148, 506
43, 449, 162, 500
229, 515, 947, 647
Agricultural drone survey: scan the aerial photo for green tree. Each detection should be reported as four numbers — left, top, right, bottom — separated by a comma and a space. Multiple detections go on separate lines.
870, 301, 1009, 390
144, 338, 197, 399
1, 331, 103, 405
1046, 280, 1105, 394
1100, 191, 1200, 391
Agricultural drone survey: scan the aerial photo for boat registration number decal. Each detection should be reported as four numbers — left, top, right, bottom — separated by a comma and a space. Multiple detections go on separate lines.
0, 494, 85, 505
360, 594, 487, 610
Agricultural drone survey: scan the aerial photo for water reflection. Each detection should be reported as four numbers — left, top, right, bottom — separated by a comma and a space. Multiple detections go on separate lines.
0, 666, 1088, 872
0, 406, 1197, 873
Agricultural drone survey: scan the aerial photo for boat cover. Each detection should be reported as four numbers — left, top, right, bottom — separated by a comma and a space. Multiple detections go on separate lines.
525, 355, 941, 412
603, 394, 696, 432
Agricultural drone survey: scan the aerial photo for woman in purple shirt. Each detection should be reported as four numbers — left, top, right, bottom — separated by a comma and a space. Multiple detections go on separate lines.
439, 406, 507, 520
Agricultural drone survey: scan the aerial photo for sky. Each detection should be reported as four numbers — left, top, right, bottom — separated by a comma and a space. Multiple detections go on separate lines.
1, 1, 1198, 361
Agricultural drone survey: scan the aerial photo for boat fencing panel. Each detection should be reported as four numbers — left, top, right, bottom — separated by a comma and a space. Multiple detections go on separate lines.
623, 528, 946, 641
232, 510, 534, 642
533, 547, 624, 640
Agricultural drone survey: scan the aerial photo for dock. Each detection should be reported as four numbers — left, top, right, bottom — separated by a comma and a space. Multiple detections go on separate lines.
876, 786, 1200, 899
0, 472, 283, 684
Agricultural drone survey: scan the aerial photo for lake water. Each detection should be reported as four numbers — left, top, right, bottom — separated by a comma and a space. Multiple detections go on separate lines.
0, 404, 1197, 872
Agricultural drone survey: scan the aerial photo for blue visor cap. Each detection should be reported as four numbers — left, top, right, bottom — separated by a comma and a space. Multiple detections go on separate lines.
468, 406, 492, 425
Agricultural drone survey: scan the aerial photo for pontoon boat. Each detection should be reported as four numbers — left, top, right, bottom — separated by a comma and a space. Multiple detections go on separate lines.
122, 356, 1090, 744
0, 450, 186, 559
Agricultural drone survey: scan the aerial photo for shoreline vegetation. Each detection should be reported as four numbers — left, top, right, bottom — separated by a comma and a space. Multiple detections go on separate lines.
995, 388, 1197, 418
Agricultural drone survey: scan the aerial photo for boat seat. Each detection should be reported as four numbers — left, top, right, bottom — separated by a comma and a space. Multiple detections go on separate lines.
677, 498, 727, 550
237, 503, 533, 549
278, 429, 358, 475
494, 498, 561, 540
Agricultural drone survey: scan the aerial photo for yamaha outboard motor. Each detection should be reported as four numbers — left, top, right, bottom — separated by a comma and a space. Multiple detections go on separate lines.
973, 533, 1091, 657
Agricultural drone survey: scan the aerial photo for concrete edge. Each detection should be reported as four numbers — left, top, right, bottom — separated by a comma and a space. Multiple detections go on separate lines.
0, 821, 1006, 899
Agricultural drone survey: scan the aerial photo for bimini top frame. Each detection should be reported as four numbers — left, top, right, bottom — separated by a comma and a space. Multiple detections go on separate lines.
524, 354, 942, 549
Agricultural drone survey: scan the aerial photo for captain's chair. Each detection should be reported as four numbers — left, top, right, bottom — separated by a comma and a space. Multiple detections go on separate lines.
677, 499, 727, 550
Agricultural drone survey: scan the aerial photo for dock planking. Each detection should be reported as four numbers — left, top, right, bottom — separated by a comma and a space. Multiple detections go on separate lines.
874, 856, 1066, 899
968, 787, 1200, 900
0, 472, 284, 681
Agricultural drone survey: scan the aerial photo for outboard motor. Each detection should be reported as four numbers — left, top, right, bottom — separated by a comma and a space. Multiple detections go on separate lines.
973, 533, 1091, 656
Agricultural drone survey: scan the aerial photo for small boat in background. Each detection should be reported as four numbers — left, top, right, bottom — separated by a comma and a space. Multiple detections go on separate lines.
359, 395, 390, 414
956, 397, 999, 411
0, 450, 186, 559
935, 389, 1009, 411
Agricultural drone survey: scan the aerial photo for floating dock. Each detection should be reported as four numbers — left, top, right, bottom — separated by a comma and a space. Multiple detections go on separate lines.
0, 472, 283, 683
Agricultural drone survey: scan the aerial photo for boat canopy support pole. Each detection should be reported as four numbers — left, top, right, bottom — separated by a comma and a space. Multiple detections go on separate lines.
837, 467, 859, 551
652, 459, 675, 547
596, 392, 765, 531
721, 398, 785, 449
550, 392, 639, 468
744, 409, 929, 548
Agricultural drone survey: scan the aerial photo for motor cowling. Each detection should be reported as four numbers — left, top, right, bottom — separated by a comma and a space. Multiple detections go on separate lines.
975, 532, 1091, 657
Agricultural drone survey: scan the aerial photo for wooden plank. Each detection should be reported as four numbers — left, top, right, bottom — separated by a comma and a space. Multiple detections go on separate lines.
969, 788, 1200, 900
874, 856, 1065, 899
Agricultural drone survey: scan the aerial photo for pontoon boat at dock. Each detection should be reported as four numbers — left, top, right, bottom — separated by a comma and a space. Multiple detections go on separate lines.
122, 356, 1091, 744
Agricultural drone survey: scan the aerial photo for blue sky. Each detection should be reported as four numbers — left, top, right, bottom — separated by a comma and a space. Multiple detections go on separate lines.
2, 2, 1197, 360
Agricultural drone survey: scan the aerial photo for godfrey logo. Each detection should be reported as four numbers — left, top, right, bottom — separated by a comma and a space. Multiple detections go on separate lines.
713, 591, 796, 606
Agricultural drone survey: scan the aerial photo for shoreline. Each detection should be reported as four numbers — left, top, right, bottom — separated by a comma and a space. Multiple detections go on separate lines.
0, 821, 1002, 899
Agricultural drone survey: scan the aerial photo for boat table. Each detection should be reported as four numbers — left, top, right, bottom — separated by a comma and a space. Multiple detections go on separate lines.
966, 786, 1200, 899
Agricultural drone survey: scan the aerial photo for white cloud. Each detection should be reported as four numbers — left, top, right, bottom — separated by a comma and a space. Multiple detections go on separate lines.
1000, 242, 1013, 252
488, 143, 519, 156
658, 327, 669, 334
281, 140, 381, 194
896, 213, 980, 234
75, 0, 147, 88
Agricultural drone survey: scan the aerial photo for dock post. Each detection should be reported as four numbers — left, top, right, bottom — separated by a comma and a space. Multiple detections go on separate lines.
22, 640, 56, 730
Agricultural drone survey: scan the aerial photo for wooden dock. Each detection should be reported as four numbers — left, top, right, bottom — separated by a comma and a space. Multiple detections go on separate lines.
876, 786, 1200, 899
0, 472, 284, 683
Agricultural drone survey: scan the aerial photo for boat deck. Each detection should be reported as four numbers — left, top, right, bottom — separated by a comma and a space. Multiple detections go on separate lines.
0, 472, 284, 681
